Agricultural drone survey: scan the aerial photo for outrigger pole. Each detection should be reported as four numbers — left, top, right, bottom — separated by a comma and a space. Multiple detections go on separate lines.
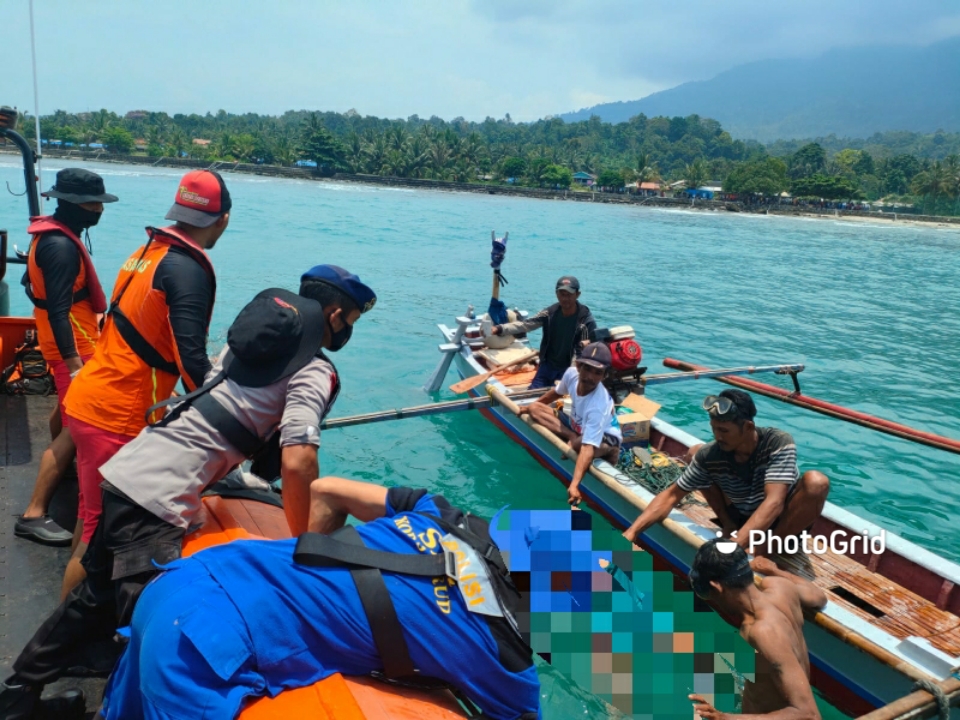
340, 363, 803, 430
665, 357, 960, 456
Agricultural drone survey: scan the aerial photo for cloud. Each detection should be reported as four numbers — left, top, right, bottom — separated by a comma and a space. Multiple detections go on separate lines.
1, 0, 957, 122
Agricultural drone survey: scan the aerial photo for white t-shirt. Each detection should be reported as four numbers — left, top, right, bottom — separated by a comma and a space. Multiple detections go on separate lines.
555, 367, 622, 448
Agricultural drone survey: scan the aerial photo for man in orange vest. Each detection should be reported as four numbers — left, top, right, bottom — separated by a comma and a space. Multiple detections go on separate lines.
58, 169, 231, 598
15, 169, 116, 547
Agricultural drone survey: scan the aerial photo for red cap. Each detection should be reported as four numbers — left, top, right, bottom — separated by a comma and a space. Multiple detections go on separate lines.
165, 170, 232, 228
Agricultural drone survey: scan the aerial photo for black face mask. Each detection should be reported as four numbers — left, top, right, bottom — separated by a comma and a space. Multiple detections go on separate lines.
54, 201, 102, 232
53, 202, 103, 253
326, 313, 353, 352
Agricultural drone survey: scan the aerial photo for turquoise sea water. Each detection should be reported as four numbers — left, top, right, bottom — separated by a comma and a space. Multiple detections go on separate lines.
3, 158, 959, 718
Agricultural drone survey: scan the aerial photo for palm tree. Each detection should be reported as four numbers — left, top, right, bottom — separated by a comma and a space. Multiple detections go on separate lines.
272, 135, 296, 166
343, 132, 367, 173
383, 148, 406, 176
684, 158, 707, 190
387, 125, 408, 154
170, 129, 189, 158
636, 152, 658, 183
231, 134, 256, 163
912, 161, 951, 213
405, 134, 429, 178
212, 133, 235, 161
428, 139, 452, 179
364, 133, 389, 175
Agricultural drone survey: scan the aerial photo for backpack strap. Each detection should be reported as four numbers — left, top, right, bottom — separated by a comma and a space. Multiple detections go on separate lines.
22, 282, 90, 310
294, 531, 449, 577
298, 525, 422, 680
191, 392, 265, 457
144, 368, 226, 426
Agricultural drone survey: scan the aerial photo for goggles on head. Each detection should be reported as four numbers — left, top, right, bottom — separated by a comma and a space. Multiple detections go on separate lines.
702, 394, 737, 418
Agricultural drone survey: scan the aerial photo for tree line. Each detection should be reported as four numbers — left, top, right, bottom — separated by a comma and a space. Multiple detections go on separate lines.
6, 107, 960, 215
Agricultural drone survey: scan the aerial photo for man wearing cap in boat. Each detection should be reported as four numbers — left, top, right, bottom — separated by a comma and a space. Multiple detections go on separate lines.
687, 539, 826, 720
99, 478, 541, 720
54, 170, 230, 600
622, 390, 830, 557
0, 266, 374, 718
520, 341, 622, 506
488, 275, 597, 389
15, 169, 117, 547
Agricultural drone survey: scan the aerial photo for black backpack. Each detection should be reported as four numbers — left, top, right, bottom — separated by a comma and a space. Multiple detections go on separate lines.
2, 330, 55, 396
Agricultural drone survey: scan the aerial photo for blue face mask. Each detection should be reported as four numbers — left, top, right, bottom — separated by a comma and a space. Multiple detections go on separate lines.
326, 312, 353, 352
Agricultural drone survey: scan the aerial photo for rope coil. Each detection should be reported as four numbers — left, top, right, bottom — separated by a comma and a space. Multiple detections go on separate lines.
912, 678, 951, 720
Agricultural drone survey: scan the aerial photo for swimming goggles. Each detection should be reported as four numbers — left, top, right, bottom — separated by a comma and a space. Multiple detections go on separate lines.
702, 395, 736, 417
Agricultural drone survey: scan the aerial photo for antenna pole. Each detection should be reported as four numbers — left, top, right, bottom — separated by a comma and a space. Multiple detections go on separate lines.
28, 0, 43, 213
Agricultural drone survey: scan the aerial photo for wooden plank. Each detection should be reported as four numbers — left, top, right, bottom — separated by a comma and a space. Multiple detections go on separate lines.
220, 497, 260, 535
237, 499, 291, 541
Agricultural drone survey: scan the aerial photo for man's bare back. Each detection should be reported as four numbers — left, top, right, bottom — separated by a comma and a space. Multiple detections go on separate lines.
741, 557, 819, 714
689, 546, 827, 720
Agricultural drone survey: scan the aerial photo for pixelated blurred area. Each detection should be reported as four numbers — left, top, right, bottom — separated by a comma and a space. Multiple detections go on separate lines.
493, 509, 755, 719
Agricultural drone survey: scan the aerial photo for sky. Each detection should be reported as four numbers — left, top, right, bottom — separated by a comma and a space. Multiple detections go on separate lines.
3, 0, 959, 122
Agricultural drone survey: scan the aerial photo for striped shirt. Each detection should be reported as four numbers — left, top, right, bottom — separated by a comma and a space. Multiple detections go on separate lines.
676, 427, 799, 514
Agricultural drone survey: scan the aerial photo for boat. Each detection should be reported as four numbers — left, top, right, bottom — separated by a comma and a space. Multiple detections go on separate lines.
431, 308, 960, 718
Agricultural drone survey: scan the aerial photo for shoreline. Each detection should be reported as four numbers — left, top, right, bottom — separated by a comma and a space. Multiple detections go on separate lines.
3, 147, 958, 231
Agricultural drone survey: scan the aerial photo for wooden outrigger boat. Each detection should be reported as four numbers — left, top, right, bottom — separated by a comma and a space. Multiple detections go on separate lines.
430, 309, 960, 718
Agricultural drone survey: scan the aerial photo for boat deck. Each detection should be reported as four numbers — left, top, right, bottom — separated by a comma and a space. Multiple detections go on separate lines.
0, 395, 104, 717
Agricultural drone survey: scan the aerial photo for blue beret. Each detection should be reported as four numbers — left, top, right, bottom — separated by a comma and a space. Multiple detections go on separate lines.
300, 265, 377, 314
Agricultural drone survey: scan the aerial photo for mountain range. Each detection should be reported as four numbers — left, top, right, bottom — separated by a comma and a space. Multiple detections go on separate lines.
559, 38, 960, 142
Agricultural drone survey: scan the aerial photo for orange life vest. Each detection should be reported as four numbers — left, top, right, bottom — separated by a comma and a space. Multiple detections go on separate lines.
65, 226, 216, 436
24, 217, 106, 362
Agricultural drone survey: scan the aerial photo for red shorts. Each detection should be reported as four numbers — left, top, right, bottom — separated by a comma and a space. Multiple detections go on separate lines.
68, 417, 135, 544
48, 355, 93, 426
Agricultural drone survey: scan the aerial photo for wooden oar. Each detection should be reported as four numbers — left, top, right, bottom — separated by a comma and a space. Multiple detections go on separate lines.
449, 349, 539, 394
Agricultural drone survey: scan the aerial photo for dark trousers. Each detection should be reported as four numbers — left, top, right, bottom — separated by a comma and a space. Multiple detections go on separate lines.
12, 490, 184, 685
528, 360, 567, 389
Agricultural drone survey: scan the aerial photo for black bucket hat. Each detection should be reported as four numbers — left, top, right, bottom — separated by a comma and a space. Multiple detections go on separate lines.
222, 288, 325, 388
41, 168, 118, 204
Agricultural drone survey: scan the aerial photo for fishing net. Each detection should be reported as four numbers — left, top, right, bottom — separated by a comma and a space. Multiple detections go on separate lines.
616, 447, 685, 493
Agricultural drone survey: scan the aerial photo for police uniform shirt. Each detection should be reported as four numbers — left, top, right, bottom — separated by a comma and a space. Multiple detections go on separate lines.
99, 350, 337, 529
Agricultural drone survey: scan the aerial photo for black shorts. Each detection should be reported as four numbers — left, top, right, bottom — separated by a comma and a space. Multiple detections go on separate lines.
83, 486, 185, 624
725, 482, 801, 532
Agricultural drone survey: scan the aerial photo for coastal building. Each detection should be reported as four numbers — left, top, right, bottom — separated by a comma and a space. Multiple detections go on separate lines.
635, 181, 662, 197
572, 171, 596, 186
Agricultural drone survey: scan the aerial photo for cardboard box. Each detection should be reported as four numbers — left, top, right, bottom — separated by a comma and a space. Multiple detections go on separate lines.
616, 393, 661, 444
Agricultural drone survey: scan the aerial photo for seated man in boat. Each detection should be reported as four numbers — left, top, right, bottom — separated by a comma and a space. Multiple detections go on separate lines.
487, 275, 596, 389
0, 266, 375, 718
622, 390, 830, 556
519, 342, 621, 506
99, 477, 542, 720
687, 540, 826, 720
